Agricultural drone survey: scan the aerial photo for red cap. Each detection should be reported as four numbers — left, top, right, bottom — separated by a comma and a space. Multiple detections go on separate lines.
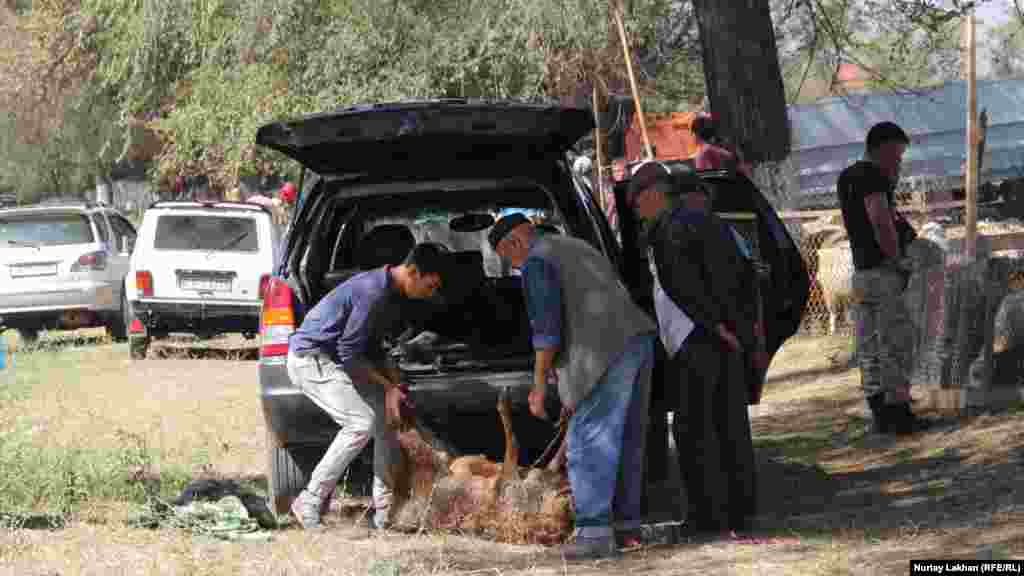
279, 182, 297, 203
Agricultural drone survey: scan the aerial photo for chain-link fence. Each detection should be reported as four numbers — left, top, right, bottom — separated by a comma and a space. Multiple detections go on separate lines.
906, 237, 1024, 406
775, 173, 987, 339
784, 213, 852, 336
742, 157, 1024, 407
772, 176, 1024, 405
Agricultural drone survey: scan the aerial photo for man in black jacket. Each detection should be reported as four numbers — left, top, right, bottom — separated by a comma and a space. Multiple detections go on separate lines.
626, 161, 758, 538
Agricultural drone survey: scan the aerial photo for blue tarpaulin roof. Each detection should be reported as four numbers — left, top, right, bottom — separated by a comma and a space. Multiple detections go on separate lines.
788, 78, 1024, 201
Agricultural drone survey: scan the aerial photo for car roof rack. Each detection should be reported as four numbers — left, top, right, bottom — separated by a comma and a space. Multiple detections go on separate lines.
18, 197, 107, 210
148, 200, 270, 214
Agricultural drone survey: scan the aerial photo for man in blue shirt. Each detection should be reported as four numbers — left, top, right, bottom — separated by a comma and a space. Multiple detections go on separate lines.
286, 243, 446, 530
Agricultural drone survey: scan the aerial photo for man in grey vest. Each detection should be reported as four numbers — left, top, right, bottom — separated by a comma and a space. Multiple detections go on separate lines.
489, 214, 657, 560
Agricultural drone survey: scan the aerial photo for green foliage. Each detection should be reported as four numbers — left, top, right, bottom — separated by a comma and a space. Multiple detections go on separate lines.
4, 0, 702, 190
4, 0, 992, 193
773, 0, 981, 102
75, 0, 708, 187
853, 3, 962, 89
989, 18, 1024, 79
0, 88, 123, 203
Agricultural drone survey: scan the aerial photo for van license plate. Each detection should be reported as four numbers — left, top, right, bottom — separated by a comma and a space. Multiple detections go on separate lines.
180, 277, 231, 292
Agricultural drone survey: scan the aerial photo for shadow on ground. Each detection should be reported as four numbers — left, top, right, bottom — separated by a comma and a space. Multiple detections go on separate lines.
750, 394, 1024, 541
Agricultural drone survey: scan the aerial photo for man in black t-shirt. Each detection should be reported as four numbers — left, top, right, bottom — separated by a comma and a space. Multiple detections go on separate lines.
837, 121, 931, 435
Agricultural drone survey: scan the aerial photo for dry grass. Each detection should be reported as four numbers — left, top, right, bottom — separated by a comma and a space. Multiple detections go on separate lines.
2, 330, 1024, 575
8, 332, 263, 479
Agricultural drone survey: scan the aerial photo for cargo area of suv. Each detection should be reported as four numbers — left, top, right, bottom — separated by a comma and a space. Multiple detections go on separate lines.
287, 186, 558, 412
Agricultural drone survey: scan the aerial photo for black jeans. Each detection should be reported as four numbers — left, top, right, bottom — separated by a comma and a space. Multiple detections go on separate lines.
669, 333, 757, 532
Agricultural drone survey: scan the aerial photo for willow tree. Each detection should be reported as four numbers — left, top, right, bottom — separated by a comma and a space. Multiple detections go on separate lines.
0, 0, 125, 201
772, 0, 978, 103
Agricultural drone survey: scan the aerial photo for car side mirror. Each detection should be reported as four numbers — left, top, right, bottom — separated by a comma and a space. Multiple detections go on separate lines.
121, 236, 135, 254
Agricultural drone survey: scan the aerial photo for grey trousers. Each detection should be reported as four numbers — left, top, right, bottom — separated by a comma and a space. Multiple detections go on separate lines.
851, 266, 913, 404
286, 351, 401, 526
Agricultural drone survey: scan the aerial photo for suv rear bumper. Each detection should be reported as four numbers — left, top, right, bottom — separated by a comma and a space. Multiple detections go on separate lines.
259, 358, 541, 450
132, 298, 260, 334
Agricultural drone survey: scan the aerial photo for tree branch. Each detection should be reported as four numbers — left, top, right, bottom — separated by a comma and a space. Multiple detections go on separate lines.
791, 0, 821, 102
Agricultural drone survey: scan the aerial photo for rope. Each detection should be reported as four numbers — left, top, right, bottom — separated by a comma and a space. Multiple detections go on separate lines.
530, 412, 569, 470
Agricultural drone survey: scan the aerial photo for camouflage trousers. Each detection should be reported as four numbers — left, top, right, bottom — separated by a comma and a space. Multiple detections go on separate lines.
851, 265, 914, 404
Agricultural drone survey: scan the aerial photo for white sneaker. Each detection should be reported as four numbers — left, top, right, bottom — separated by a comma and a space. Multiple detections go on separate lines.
290, 490, 323, 530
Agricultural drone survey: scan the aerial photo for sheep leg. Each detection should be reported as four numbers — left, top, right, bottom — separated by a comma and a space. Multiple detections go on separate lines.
497, 387, 519, 482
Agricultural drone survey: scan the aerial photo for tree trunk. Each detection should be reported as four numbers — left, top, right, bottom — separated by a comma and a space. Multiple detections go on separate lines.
692, 0, 790, 162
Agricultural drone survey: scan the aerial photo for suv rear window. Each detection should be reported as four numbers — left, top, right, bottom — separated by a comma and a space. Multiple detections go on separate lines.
154, 214, 259, 253
0, 213, 95, 246
367, 207, 561, 278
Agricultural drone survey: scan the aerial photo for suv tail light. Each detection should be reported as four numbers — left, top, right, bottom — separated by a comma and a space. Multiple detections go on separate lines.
260, 277, 295, 358
71, 251, 107, 272
136, 271, 153, 297
258, 274, 271, 300
129, 317, 146, 334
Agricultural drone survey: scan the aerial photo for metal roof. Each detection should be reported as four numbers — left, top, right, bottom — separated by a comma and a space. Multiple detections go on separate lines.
788, 78, 1024, 205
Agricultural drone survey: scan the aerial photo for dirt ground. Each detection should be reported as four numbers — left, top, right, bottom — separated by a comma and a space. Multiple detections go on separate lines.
1, 331, 1023, 575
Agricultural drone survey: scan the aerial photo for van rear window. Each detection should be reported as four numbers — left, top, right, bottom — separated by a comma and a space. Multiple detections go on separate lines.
154, 214, 259, 252
0, 213, 94, 246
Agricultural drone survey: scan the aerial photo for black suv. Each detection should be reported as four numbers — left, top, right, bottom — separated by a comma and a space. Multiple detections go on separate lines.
253, 100, 809, 517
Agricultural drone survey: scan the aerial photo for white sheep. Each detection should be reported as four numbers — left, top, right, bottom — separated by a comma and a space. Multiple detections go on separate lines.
816, 242, 853, 335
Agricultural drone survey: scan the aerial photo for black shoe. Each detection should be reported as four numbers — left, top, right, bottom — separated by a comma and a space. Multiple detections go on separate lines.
867, 393, 886, 419
891, 403, 934, 434
560, 536, 619, 560
872, 401, 933, 435
616, 530, 644, 549
357, 508, 391, 531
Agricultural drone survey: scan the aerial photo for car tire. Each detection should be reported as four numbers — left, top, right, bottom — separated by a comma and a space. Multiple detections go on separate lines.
267, 431, 309, 518
108, 293, 129, 343
16, 327, 39, 346
129, 334, 149, 360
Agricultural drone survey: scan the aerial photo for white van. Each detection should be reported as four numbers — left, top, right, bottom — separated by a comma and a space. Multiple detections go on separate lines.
125, 201, 280, 359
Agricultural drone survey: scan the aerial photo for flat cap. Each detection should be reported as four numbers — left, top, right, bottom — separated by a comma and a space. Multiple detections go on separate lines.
627, 160, 706, 203
488, 212, 531, 249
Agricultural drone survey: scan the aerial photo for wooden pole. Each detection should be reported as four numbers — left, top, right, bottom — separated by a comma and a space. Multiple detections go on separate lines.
950, 9, 978, 413
965, 11, 978, 262
612, 1, 654, 160
592, 83, 607, 212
